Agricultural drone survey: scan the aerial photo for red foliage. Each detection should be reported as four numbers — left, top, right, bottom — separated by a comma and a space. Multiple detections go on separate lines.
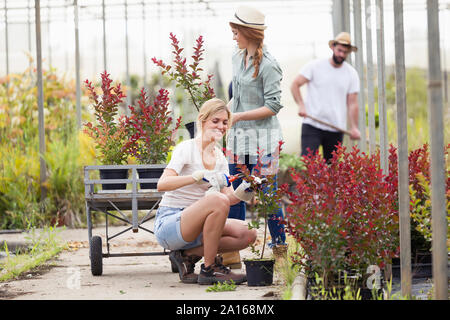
285, 144, 399, 278
152, 33, 215, 112
83, 71, 129, 165
124, 88, 181, 164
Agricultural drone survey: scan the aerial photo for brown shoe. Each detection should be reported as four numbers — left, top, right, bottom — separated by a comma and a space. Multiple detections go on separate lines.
221, 251, 242, 269
169, 250, 202, 284
197, 256, 246, 285
272, 244, 288, 267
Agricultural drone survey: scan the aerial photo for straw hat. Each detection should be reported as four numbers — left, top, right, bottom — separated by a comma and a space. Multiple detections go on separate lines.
229, 6, 267, 30
328, 32, 358, 52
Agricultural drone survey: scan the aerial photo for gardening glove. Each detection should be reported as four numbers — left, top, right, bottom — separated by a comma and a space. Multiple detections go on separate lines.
191, 170, 208, 184
203, 171, 230, 191
233, 180, 254, 202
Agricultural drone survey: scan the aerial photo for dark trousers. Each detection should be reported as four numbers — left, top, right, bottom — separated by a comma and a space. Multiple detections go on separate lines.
228, 154, 286, 247
301, 123, 344, 162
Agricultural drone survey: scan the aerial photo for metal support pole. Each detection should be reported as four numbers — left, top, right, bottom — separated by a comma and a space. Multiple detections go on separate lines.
35, 0, 47, 202
142, 1, 148, 94
376, 0, 388, 173
64, 3, 68, 71
332, 0, 350, 36
28, 0, 32, 54
102, 0, 107, 71
376, 0, 390, 283
125, 0, 131, 111
74, 0, 81, 129
4, 0, 10, 110
365, 0, 376, 154
353, 0, 366, 153
47, 5, 51, 68
426, 0, 448, 301
4, 0, 9, 77
393, 0, 411, 298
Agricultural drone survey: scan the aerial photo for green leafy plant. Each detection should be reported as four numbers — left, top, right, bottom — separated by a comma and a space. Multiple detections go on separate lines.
0, 226, 66, 281
0, 60, 92, 228
206, 279, 237, 292
389, 143, 450, 254
278, 153, 305, 187
410, 173, 450, 250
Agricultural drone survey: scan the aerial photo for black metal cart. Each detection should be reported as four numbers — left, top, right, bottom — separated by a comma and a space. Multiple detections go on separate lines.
84, 164, 168, 276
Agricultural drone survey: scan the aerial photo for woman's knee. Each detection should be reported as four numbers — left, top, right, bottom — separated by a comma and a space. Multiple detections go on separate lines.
205, 192, 230, 212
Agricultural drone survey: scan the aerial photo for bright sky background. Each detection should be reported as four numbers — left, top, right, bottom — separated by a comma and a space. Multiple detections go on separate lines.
1, 0, 449, 153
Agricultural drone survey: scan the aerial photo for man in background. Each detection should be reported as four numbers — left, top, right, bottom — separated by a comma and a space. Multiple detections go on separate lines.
290, 32, 361, 162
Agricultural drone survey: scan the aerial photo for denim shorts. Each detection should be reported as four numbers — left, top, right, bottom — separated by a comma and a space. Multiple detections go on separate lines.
154, 206, 203, 251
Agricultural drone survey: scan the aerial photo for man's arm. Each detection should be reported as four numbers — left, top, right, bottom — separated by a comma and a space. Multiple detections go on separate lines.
347, 92, 361, 140
290, 74, 309, 117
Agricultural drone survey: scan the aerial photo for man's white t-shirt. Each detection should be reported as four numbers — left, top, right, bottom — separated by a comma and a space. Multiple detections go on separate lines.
159, 139, 230, 208
300, 58, 359, 132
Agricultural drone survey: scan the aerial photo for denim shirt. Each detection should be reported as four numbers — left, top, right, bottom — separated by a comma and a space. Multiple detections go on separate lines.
227, 46, 284, 156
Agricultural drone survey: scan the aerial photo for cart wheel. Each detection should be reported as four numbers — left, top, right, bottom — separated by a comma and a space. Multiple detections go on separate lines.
171, 259, 179, 273
90, 236, 103, 276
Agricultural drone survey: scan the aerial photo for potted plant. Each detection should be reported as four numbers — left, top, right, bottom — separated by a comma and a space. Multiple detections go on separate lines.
152, 33, 215, 138
284, 144, 399, 299
389, 143, 450, 279
125, 87, 181, 189
231, 142, 284, 286
83, 71, 130, 190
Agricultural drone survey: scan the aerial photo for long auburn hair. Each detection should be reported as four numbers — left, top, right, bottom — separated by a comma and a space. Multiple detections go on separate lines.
230, 22, 264, 78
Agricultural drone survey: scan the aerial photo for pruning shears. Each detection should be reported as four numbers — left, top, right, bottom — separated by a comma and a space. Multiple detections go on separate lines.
228, 173, 268, 186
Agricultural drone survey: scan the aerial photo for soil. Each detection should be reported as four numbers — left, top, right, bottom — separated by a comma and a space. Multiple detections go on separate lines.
0, 221, 283, 300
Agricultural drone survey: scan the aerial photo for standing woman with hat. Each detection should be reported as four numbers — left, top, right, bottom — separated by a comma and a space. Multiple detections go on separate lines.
223, 5, 287, 268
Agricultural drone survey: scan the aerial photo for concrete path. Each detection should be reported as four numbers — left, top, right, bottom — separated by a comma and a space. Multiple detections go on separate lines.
0, 223, 282, 300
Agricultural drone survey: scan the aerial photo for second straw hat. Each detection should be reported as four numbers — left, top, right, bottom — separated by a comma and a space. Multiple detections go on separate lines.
229, 6, 267, 30
328, 32, 358, 52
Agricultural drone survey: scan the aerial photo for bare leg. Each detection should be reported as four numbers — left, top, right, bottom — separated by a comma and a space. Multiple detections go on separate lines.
184, 218, 257, 257
179, 192, 230, 267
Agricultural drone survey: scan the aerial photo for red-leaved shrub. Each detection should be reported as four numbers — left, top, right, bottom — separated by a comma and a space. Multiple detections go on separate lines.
284, 144, 399, 283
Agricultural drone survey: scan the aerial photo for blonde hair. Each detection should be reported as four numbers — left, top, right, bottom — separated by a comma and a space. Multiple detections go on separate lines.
230, 22, 264, 78
196, 98, 231, 136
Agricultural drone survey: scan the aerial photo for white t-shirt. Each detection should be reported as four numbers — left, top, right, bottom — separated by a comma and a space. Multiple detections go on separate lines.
300, 58, 360, 132
159, 139, 230, 208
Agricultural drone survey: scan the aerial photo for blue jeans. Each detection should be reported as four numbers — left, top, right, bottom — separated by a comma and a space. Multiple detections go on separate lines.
154, 206, 203, 251
228, 154, 286, 247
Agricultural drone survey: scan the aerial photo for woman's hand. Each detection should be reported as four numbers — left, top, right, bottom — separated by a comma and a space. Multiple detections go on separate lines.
231, 112, 242, 127
191, 170, 208, 184
203, 171, 230, 191
233, 180, 254, 202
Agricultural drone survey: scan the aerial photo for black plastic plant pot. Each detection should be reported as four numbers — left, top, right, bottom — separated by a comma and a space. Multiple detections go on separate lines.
99, 168, 128, 190
185, 122, 196, 139
137, 167, 165, 190
244, 259, 275, 286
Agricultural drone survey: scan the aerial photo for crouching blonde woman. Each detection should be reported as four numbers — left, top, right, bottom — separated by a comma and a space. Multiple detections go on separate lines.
155, 98, 257, 285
